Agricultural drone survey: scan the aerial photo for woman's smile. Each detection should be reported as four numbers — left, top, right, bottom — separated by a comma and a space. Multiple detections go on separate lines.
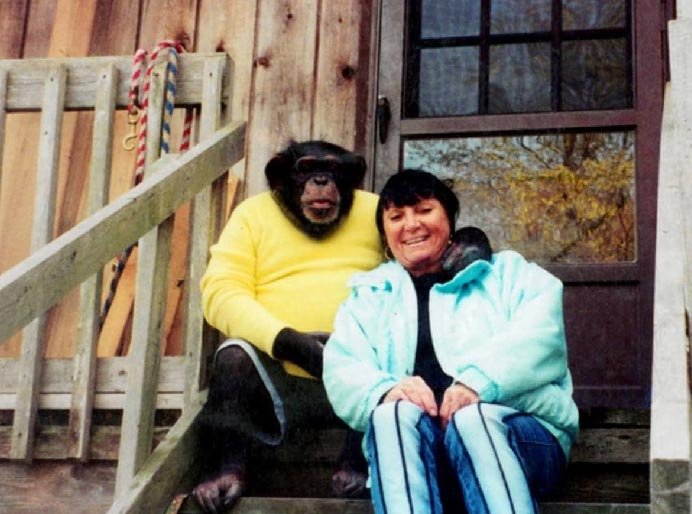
383, 198, 451, 276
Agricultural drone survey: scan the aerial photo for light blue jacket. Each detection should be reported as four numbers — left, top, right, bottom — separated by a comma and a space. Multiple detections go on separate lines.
323, 250, 579, 457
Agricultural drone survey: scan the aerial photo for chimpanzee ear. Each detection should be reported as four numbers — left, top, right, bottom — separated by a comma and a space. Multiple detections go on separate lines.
265, 152, 292, 190
346, 155, 366, 187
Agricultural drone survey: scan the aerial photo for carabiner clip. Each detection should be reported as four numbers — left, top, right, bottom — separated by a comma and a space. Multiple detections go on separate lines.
122, 109, 139, 151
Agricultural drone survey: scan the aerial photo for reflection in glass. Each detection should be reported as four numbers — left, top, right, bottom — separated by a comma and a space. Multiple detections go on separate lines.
562, 39, 629, 110
403, 132, 635, 263
419, 47, 479, 116
421, 0, 479, 38
489, 43, 551, 113
563, 0, 626, 30
491, 0, 551, 34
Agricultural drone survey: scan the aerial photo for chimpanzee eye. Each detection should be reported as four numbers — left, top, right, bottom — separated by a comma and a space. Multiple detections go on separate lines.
296, 157, 342, 176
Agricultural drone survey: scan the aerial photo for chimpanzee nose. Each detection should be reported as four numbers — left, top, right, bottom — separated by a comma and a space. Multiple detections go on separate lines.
313, 174, 329, 186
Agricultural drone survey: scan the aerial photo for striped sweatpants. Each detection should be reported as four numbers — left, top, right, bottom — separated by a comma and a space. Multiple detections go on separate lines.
367, 401, 566, 514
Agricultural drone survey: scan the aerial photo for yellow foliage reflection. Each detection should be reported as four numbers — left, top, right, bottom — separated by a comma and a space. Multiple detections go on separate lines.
403, 131, 635, 263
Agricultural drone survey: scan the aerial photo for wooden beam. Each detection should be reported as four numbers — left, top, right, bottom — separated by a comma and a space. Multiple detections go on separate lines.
0, 356, 186, 394
107, 398, 204, 514
173, 497, 650, 514
10, 64, 66, 462
0, 392, 182, 410
115, 62, 172, 495
69, 63, 117, 460
0, 120, 246, 343
0, 424, 173, 460
182, 55, 225, 409
0, 53, 230, 111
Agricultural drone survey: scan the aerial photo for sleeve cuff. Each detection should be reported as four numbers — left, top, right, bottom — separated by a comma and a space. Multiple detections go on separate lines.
456, 366, 498, 402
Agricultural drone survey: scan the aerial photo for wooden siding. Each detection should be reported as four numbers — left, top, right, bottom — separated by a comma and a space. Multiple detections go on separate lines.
0, 0, 374, 359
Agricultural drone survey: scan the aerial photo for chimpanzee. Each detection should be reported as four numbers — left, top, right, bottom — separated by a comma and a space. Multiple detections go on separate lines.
193, 141, 383, 513
442, 225, 493, 275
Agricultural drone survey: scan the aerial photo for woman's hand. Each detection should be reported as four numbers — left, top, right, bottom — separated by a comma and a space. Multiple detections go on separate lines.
382, 376, 437, 417
439, 382, 479, 430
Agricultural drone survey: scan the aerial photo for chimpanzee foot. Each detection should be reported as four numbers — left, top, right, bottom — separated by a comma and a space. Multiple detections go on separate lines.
331, 466, 367, 498
192, 467, 246, 514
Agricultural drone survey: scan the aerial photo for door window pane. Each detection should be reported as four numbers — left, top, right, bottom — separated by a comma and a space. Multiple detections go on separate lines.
403, 131, 635, 263
491, 0, 552, 34
489, 43, 551, 113
563, 0, 627, 30
421, 0, 479, 38
419, 47, 479, 116
562, 39, 630, 110
405, 0, 632, 116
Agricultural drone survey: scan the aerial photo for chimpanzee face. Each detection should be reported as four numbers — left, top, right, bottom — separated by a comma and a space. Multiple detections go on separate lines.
265, 141, 366, 239
294, 155, 343, 225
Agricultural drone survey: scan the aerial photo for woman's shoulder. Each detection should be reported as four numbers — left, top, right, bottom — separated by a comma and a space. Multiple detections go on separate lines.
491, 250, 561, 287
347, 260, 405, 290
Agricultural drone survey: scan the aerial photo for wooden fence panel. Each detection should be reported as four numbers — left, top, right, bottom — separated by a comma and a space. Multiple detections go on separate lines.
115, 61, 171, 494
11, 64, 67, 461
29, 0, 97, 359
69, 63, 118, 460
0, 121, 246, 343
182, 56, 225, 408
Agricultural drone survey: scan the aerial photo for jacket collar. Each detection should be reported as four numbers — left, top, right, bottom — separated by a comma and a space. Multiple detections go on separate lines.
349, 257, 493, 292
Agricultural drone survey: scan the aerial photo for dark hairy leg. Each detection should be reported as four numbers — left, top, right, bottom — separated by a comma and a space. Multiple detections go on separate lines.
331, 428, 369, 498
193, 345, 276, 513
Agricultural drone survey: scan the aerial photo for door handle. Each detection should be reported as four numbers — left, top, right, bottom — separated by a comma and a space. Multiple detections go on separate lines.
376, 95, 391, 144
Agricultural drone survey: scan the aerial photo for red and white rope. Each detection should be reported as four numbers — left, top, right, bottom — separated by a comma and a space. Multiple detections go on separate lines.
100, 40, 193, 329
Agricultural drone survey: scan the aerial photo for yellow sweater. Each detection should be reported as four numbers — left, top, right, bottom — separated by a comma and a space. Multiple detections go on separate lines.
201, 190, 383, 377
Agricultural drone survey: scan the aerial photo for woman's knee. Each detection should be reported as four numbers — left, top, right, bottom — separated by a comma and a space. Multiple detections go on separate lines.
370, 400, 424, 433
450, 403, 509, 434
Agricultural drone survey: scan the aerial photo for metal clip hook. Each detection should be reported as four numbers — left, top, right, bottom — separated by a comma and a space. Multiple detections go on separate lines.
122, 109, 139, 151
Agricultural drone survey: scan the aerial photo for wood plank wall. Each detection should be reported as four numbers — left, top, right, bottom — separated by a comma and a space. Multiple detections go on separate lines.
0, 0, 374, 359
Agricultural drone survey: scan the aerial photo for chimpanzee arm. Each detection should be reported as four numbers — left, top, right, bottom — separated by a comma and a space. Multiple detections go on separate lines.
272, 328, 326, 378
201, 199, 289, 357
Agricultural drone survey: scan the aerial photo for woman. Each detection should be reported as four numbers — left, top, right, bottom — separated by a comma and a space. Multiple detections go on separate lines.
323, 170, 578, 514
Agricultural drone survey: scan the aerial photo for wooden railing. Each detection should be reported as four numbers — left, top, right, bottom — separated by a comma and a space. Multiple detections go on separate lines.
649, 9, 692, 514
0, 53, 246, 513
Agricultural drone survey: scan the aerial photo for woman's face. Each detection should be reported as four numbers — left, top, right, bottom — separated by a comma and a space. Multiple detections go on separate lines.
383, 197, 451, 276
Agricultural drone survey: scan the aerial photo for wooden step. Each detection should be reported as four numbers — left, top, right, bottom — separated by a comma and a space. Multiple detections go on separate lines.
175, 497, 649, 514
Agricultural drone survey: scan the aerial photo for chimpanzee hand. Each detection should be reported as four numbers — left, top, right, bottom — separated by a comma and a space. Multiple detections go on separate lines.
192, 469, 245, 514
272, 327, 327, 378
442, 226, 492, 276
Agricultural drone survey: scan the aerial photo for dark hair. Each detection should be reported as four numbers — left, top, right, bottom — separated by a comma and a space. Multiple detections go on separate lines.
376, 169, 459, 239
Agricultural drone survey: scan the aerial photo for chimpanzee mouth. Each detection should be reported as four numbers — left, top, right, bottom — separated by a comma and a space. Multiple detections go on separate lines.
303, 200, 339, 223
307, 199, 335, 210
